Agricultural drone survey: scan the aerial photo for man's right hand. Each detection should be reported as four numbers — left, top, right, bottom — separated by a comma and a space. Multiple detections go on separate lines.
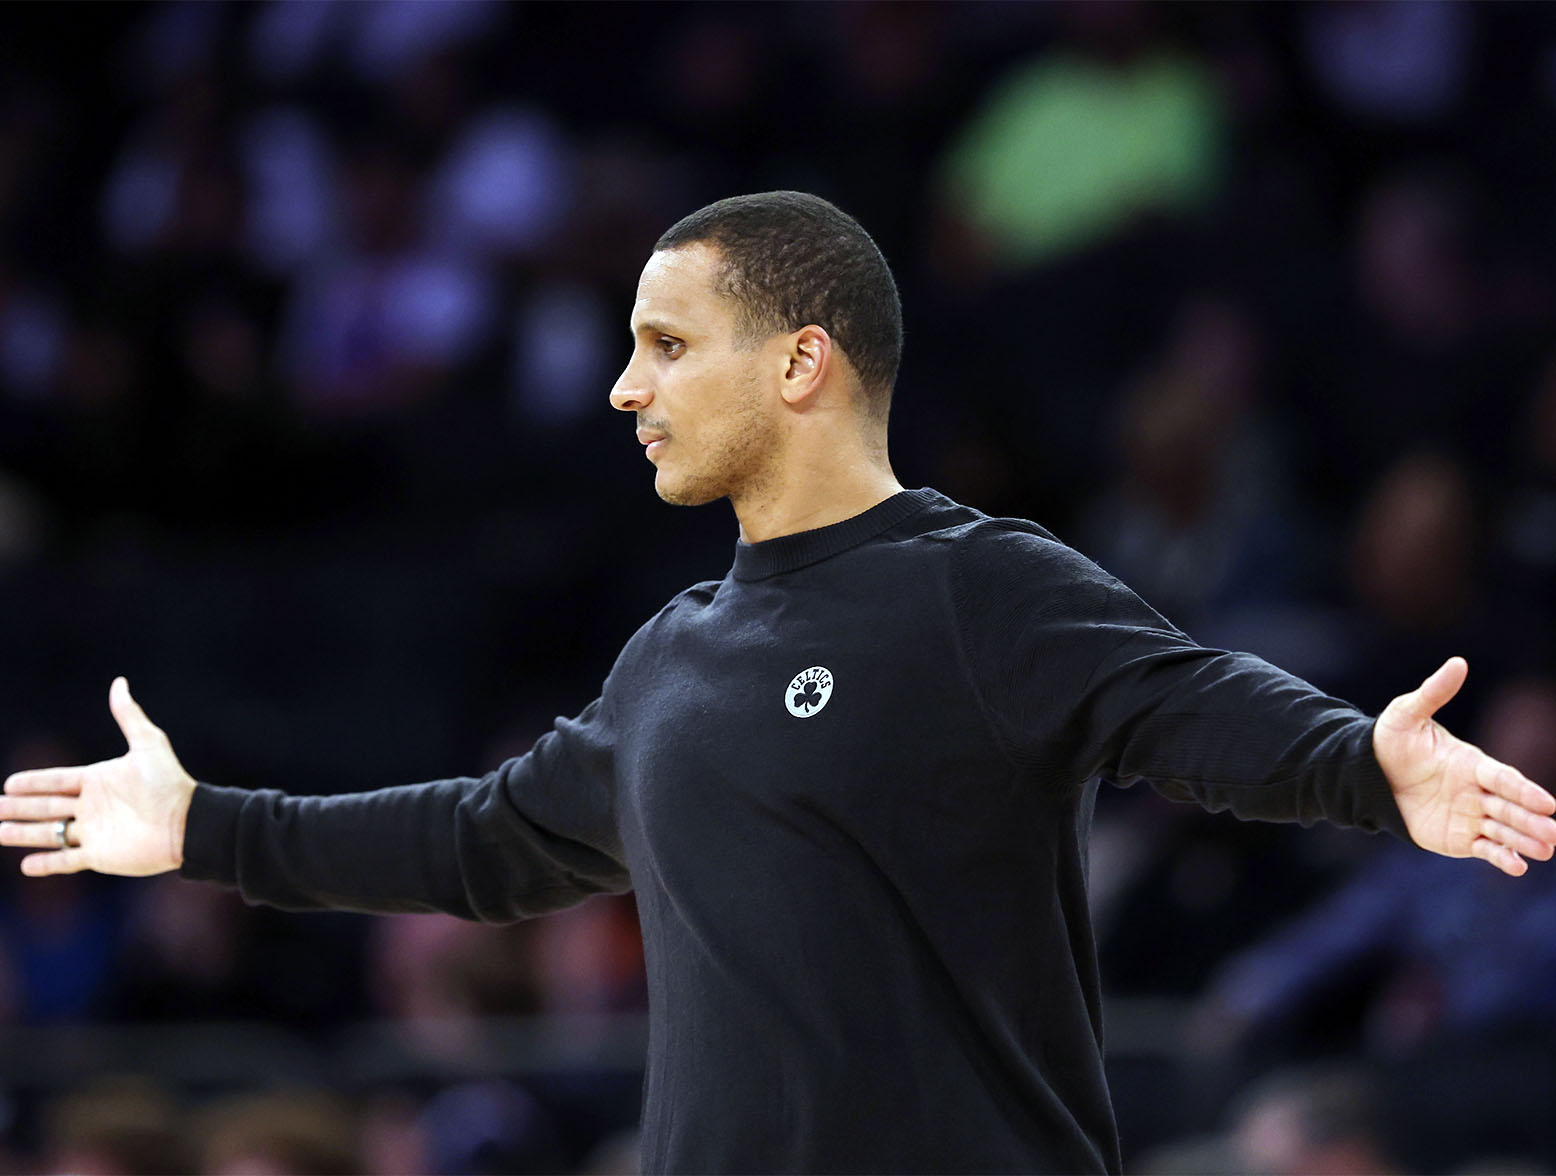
0, 678, 196, 877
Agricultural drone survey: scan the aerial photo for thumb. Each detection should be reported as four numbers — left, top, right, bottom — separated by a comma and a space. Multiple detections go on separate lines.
1398, 656, 1468, 723
109, 677, 162, 750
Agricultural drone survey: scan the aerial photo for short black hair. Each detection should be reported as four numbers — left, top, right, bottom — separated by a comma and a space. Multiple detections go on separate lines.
655, 191, 903, 416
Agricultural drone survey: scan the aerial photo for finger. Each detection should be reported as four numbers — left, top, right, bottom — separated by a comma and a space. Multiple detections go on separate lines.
1481, 817, 1556, 862
0, 821, 78, 849
109, 676, 163, 750
4, 767, 86, 796
19, 848, 90, 877
1400, 657, 1469, 722
1471, 837, 1527, 877
1482, 791, 1556, 847
0, 794, 77, 821
1476, 758, 1556, 816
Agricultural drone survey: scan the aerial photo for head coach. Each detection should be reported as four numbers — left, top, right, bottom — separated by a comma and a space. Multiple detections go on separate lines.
4, 191, 1554, 1174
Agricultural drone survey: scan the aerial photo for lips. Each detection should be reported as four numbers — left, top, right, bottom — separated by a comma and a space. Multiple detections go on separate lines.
637, 427, 668, 462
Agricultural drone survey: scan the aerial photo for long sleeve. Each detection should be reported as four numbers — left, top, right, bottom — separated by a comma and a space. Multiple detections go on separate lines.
179, 696, 630, 922
952, 522, 1411, 837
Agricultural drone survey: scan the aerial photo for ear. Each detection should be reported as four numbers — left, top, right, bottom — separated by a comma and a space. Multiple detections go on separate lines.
779, 325, 832, 407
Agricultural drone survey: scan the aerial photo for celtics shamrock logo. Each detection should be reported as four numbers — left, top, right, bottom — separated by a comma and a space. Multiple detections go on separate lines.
784, 666, 834, 718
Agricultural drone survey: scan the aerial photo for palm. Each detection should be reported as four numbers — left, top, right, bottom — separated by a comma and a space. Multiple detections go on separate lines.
1374, 658, 1556, 875
71, 748, 188, 875
1, 678, 195, 877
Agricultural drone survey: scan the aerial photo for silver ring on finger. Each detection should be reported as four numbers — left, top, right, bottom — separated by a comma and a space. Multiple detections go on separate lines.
53, 818, 72, 849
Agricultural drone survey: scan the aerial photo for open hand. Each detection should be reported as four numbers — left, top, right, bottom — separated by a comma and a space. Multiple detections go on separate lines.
0, 678, 196, 877
1375, 658, 1556, 876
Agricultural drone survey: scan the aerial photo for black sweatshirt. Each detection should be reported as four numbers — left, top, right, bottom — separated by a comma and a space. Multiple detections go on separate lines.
182, 488, 1410, 1174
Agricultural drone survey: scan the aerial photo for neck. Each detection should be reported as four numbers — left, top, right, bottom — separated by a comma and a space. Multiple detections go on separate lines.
732, 451, 903, 543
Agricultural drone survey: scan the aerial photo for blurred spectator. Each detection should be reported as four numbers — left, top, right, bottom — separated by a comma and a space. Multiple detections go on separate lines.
1350, 452, 1475, 631
1198, 833, 1556, 1056
0, 471, 46, 565
1227, 1064, 1401, 1176
53, 321, 140, 412
111, 875, 250, 1020
579, 1128, 642, 1176
244, 0, 346, 86
102, 69, 244, 262
1356, 174, 1474, 347
358, 1090, 430, 1176
0, 264, 66, 401
1090, 783, 1358, 1002
123, 1, 225, 94
425, 106, 572, 263
196, 1089, 362, 1176
367, 912, 540, 1059
1135, 1064, 1401, 1175
279, 142, 493, 423
42, 1076, 188, 1176
0, 82, 57, 236
1195, 674, 1556, 1056
533, 897, 646, 1016
1309, 170, 1531, 496
507, 280, 616, 434
1078, 296, 1311, 652
0, 874, 125, 1023
246, 0, 499, 88
1302, 1, 1471, 122
1496, 351, 1556, 653
935, 1, 1223, 274
1325, 450, 1509, 720
237, 107, 340, 277
823, 2, 951, 119
417, 1080, 568, 1176
1081, 297, 1354, 1008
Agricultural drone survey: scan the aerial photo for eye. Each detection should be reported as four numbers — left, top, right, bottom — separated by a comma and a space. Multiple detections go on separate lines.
657, 337, 685, 358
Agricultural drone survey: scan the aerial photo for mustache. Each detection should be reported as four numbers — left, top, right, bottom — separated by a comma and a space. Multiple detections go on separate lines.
638, 419, 671, 437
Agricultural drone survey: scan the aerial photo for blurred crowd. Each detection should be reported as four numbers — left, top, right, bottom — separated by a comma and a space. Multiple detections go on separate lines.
1, 1, 1555, 1172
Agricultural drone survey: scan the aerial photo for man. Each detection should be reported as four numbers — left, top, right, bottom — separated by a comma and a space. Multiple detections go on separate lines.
3, 192, 1554, 1174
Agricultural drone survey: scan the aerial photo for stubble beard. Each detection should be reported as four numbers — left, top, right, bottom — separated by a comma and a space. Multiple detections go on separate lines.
655, 377, 778, 509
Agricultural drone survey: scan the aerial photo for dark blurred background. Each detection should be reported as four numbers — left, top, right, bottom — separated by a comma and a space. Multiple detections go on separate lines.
1, 2, 1554, 1173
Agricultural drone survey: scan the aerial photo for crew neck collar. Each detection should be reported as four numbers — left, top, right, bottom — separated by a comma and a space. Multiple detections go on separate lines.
730, 488, 941, 581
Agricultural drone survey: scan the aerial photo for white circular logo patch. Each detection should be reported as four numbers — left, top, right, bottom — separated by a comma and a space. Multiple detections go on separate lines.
785, 666, 834, 718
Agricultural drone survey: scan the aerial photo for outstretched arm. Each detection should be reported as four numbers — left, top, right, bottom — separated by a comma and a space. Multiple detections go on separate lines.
0, 678, 196, 877
2, 678, 629, 921
1374, 657, 1556, 876
957, 529, 1555, 855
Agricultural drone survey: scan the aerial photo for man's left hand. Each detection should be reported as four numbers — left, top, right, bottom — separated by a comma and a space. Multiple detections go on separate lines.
1375, 657, 1556, 876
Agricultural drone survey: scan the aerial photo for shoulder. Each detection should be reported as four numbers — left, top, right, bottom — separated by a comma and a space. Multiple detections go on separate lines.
938, 514, 1177, 645
658, 577, 723, 613
941, 515, 1120, 597
872, 494, 1130, 614
594, 578, 724, 705
613, 578, 722, 659
865, 493, 1091, 575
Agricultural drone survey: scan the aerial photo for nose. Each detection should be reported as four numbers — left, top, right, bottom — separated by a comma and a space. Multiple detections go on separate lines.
609, 361, 652, 414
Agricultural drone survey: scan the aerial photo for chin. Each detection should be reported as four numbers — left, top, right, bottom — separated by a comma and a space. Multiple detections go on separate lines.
654, 469, 726, 507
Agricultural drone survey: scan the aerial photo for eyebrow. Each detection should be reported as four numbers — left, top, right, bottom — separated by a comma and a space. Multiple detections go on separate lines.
632, 319, 683, 339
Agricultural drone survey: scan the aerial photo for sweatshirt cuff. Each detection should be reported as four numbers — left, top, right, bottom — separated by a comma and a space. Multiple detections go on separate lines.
178, 782, 246, 885
1356, 720, 1412, 842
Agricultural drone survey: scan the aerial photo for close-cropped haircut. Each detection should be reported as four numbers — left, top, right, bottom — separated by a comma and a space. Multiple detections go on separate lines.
655, 191, 904, 418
